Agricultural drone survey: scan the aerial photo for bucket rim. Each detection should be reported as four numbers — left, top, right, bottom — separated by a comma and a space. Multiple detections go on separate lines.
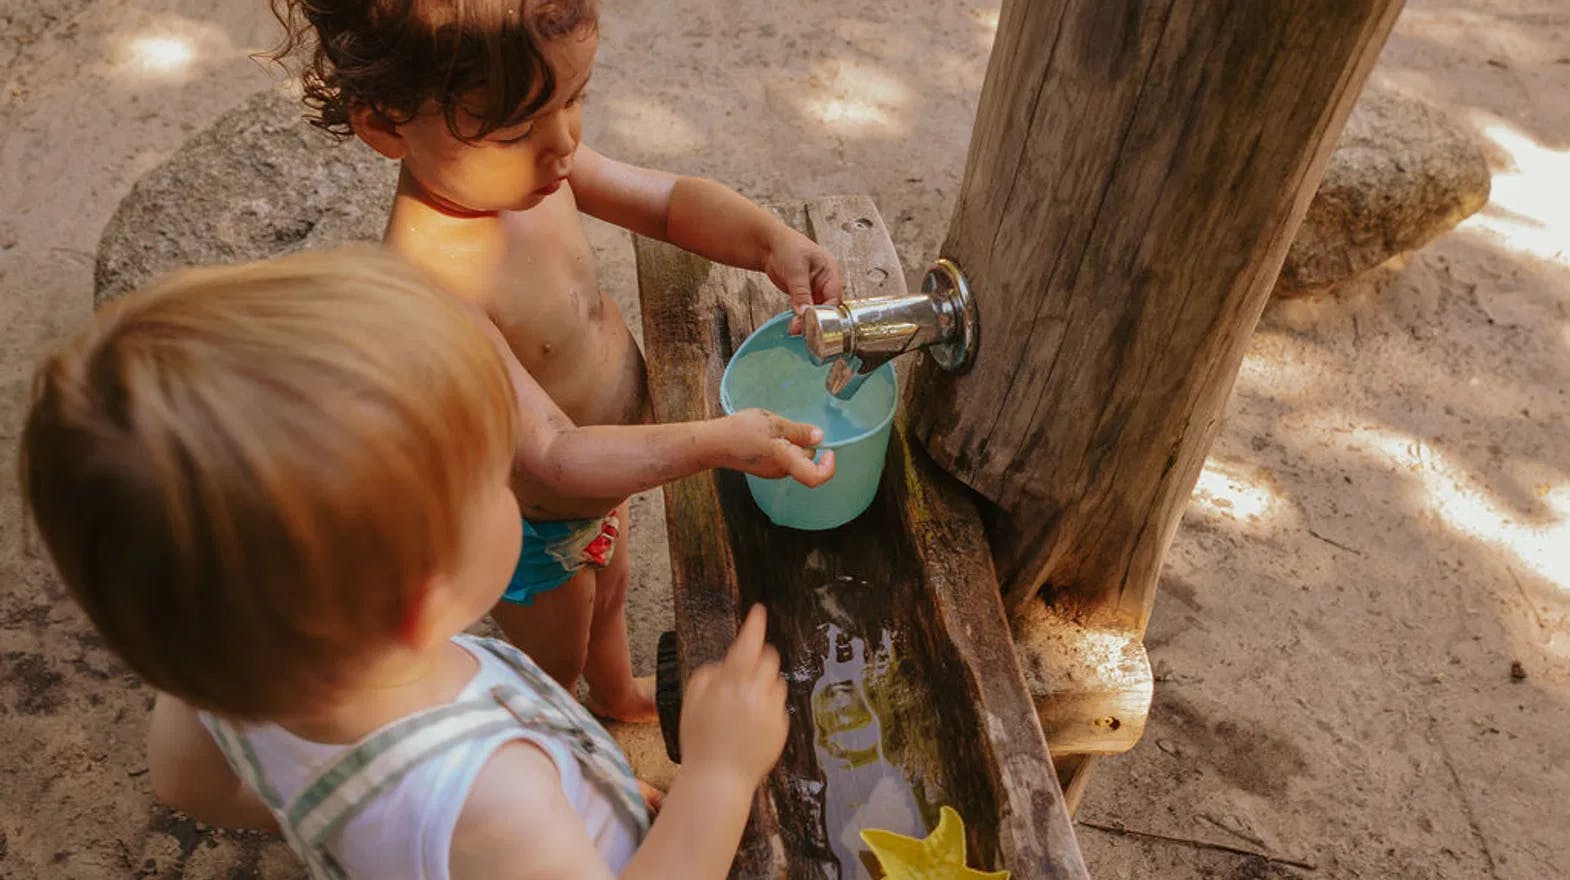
719, 311, 899, 451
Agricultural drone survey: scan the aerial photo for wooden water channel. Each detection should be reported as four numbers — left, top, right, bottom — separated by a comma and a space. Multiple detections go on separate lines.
637, 196, 1088, 879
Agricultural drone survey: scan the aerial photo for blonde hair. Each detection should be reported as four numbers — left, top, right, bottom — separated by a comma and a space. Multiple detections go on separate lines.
20, 246, 516, 720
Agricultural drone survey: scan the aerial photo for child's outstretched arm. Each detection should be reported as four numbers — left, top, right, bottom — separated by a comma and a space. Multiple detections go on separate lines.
448, 606, 788, 880
570, 145, 845, 325
464, 308, 835, 514
620, 604, 789, 878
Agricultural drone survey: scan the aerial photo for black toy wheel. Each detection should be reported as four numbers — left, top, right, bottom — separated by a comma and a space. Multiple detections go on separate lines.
655, 629, 682, 763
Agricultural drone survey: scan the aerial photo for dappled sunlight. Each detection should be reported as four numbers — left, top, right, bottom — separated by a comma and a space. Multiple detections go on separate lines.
101, 17, 248, 88
1461, 123, 1570, 267
1233, 339, 1321, 400
973, 7, 1000, 48
119, 33, 197, 79
601, 97, 706, 158
1348, 423, 1570, 593
806, 97, 890, 128
1190, 458, 1291, 530
128, 35, 195, 75
800, 62, 910, 136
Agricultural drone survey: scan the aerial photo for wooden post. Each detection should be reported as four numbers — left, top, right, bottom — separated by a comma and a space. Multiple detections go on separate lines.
905, 0, 1402, 802
909, 0, 1403, 628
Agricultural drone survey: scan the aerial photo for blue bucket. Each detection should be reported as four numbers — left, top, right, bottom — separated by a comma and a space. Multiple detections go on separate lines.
720, 312, 898, 531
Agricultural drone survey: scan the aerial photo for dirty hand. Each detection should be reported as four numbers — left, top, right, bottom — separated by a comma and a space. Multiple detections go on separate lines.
679, 605, 789, 790
720, 408, 836, 487
761, 229, 845, 335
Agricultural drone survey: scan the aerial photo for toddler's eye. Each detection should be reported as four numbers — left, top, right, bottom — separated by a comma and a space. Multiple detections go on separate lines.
568, 90, 590, 107
493, 125, 534, 144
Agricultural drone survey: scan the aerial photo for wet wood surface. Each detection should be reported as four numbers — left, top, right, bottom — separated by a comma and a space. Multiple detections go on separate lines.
636, 195, 1088, 879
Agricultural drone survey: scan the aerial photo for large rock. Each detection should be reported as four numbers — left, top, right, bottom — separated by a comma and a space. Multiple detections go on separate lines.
94, 88, 396, 304
1275, 86, 1491, 296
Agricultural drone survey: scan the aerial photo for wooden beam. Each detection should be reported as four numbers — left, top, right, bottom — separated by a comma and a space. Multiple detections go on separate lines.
908, 0, 1404, 628
636, 228, 785, 879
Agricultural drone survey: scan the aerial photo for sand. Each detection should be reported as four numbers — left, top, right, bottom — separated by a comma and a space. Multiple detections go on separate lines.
1, 1, 1567, 877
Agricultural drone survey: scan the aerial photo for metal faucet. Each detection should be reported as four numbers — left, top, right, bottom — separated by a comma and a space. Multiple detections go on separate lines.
802, 258, 979, 399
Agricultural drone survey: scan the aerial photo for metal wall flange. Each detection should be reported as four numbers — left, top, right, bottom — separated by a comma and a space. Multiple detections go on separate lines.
922, 257, 979, 374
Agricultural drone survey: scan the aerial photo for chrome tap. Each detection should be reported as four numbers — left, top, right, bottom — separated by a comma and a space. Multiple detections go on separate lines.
803, 258, 978, 399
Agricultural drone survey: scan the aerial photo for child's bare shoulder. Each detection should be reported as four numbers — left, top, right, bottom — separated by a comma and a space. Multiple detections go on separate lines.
447, 740, 612, 880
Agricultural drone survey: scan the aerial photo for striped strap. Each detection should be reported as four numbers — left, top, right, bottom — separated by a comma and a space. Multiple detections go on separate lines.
210, 637, 649, 876
203, 716, 344, 879
285, 698, 519, 849
201, 715, 282, 811
474, 640, 650, 834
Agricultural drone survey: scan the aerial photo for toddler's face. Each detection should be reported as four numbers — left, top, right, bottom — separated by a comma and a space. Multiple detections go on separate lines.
396, 30, 598, 214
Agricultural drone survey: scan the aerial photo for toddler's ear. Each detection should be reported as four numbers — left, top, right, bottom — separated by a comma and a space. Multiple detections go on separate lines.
350, 105, 408, 160
396, 576, 447, 650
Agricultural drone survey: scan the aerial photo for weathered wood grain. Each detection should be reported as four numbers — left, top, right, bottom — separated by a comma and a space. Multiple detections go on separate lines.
907, 0, 1404, 627
636, 196, 1088, 879
1013, 602, 1152, 757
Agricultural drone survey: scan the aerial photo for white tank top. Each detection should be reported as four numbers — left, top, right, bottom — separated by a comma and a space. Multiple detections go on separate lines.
200, 635, 646, 879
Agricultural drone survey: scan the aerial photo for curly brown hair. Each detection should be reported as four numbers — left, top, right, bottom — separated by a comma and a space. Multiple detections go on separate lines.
269, 0, 598, 141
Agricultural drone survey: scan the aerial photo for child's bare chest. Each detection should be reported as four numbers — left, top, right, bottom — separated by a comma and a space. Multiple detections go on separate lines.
477, 193, 643, 426
484, 196, 638, 421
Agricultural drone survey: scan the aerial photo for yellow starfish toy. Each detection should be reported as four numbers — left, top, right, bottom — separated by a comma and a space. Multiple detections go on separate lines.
859, 806, 1010, 880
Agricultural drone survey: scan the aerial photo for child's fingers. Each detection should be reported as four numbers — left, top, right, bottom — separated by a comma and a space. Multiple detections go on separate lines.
726, 604, 769, 671
755, 643, 781, 684
770, 675, 789, 712
782, 445, 823, 486
782, 257, 815, 327
786, 447, 835, 487
813, 259, 845, 306
777, 418, 824, 449
767, 676, 789, 738
638, 780, 666, 816
817, 450, 836, 481
788, 275, 814, 312
787, 299, 812, 336
685, 663, 716, 702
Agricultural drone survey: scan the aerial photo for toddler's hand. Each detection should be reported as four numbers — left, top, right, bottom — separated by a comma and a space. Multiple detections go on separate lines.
721, 409, 836, 487
679, 605, 789, 791
761, 230, 845, 335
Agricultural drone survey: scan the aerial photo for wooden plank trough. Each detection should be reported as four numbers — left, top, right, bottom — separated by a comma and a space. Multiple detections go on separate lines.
636, 196, 1090, 879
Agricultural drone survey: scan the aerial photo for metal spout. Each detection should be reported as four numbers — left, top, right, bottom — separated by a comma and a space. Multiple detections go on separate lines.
803, 258, 978, 399
825, 357, 873, 399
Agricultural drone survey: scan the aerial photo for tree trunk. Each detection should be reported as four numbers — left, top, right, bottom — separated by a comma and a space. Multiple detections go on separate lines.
909, 0, 1403, 627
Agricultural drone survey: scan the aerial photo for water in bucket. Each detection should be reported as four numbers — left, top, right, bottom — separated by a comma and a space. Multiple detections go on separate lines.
721, 313, 897, 530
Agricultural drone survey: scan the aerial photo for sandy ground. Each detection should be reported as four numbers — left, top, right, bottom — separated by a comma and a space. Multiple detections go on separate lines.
3, 1, 1568, 878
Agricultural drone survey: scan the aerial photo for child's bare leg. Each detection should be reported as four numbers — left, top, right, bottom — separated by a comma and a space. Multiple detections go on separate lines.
490, 569, 595, 693
583, 503, 657, 722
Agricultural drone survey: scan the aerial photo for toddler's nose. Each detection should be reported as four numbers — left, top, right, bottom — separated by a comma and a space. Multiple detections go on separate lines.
537, 110, 577, 159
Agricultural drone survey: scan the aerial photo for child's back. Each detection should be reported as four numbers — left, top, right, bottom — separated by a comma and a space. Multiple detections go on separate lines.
209, 634, 644, 878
